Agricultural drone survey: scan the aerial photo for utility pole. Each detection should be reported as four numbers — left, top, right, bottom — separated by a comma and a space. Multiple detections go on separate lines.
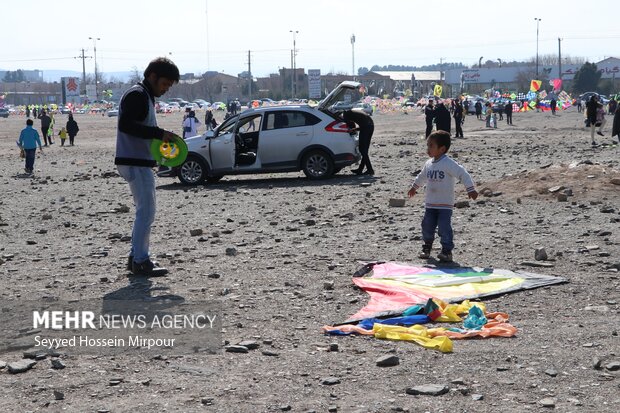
351, 34, 356, 79
534, 18, 541, 77
290, 30, 298, 99
558, 38, 562, 82
89, 36, 101, 100
75, 48, 92, 96
247, 50, 252, 99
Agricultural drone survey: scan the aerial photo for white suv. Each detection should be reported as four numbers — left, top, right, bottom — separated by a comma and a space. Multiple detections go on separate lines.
170, 81, 363, 185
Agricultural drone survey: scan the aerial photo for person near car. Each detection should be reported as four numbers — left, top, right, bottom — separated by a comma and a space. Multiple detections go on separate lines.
453, 99, 464, 138
474, 100, 482, 120
463, 98, 470, 115
66, 113, 79, 146
535, 97, 541, 113
205, 108, 215, 131
612, 103, 620, 141
586, 95, 604, 146
485, 102, 494, 128
505, 100, 513, 125
550, 98, 557, 115
434, 102, 451, 135
115, 57, 181, 277
38, 110, 52, 146
26, 105, 30, 118
407, 130, 478, 263
576, 98, 582, 113
424, 99, 435, 138
182, 110, 201, 138
18, 118, 43, 174
343, 109, 374, 176
608, 97, 617, 116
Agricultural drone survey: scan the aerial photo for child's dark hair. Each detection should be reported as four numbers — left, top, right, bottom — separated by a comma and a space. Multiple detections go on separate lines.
143, 57, 180, 82
428, 130, 451, 152
26, 119, 33, 126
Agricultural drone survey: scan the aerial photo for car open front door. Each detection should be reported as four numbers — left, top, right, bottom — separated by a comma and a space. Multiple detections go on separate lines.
209, 116, 237, 171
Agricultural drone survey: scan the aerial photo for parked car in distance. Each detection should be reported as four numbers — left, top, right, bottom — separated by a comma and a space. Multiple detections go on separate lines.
211, 102, 226, 110
162, 81, 363, 185
107, 109, 119, 117
0, 108, 9, 118
579, 92, 609, 104
60, 106, 72, 114
193, 99, 210, 108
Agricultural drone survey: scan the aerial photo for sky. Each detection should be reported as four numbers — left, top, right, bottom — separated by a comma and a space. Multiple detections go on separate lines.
1, 0, 619, 79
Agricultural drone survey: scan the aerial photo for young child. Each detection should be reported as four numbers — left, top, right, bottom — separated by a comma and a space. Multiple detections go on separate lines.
407, 131, 478, 262
58, 127, 68, 146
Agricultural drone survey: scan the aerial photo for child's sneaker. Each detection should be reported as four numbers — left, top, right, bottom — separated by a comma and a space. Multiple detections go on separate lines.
437, 251, 453, 262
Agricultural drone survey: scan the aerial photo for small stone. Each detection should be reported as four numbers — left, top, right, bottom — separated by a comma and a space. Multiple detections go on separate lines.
548, 185, 564, 193
261, 350, 279, 357
189, 228, 203, 236
328, 406, 338, 413
376, 355, 400, 367
610, 178, 620, 185
304, 219, 316, 226
207, 273, 221, 279
539, 398, 556, 408
108, 379, 122, 386
584, 305, 609, 313
389, 198, 406, 207
544, 368, 558, 377
329, 343, 339, 352
280, 405, 292, 411
201, 398, 213, 406
321, 376, 341, 385
42, 214, 53, 220
454, 200, 470, 209
557, 193, 568, 202
451, 378, 466, 385
53, 390, 65, 400
472, 394, 484, 401
535, 248, 548, 261
0, 360, 6, 369
323, 281, 334, 290
7, 359, 36, 374
519, 261, 554, 268
51, 359, 65, 369
405, 384, 449, 396
593, 357, 603, 369
225, 247, 237, 256
225, 345, 249, 353
604, 361, 620, 371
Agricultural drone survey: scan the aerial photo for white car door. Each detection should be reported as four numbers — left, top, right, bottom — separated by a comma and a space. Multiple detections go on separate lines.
257, 110, 317, 167
209, 117, 237, 171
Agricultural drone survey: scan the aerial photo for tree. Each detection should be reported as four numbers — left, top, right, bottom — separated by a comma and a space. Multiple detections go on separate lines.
358, 67, 369, 76
129, 66, 142, 85
572, 62, 601, 93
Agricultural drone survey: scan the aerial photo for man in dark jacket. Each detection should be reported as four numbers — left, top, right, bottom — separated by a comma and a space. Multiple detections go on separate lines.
505, 100, 513, 125
66, 114, 79, 146
115, 57, 181, 277
425, 99, 435, 137
474, 100, 483, 120
453, 100, 464, 138
434, 102, 451, 135
612, 104, 620, 142
38, 110, 52, 146
344, 109, 374, 175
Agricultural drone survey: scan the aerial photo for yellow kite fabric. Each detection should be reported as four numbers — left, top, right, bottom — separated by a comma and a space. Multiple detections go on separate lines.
434, 84, 442, 97
530, 80, 542, 92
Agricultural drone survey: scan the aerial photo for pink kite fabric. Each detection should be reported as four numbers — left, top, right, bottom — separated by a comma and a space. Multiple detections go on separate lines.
346, 262, 565, 322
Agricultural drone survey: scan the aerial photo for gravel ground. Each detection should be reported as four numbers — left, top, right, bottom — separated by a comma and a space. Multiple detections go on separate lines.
0, 107, 619, 412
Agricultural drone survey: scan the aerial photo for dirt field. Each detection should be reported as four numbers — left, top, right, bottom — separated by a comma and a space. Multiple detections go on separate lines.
0, 106, 619, 413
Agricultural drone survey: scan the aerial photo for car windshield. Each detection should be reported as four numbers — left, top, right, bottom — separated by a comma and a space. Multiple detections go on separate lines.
217, 115, 239, 135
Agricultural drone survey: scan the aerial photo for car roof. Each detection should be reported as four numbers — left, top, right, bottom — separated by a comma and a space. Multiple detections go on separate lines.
241, 105, 313, 114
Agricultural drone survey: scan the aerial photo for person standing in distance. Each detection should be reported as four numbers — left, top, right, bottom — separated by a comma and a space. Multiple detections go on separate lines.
343, 109, 375, 176
115, 57, 181, 277
424, 99, 435, 138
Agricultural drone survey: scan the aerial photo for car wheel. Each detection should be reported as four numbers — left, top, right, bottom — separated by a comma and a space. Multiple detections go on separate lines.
206, 175, 224, 183
178, 155, 207, 185
302, 150, 334, 180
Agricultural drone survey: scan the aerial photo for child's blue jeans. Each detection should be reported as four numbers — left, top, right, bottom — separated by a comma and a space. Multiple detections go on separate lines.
421, 208, 454, 252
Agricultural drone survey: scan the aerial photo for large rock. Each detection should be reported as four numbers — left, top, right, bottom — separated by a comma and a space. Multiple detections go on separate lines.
7, 359, 37, 374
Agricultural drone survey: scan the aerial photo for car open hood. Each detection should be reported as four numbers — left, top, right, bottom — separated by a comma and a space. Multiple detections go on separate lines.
317, 81, 363, 112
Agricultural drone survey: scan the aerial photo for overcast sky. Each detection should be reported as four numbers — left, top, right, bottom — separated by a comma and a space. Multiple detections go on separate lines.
1, 0, 618, 77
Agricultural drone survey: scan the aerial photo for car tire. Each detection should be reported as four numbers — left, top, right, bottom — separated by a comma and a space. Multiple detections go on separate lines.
302, 150, 334, 180
178, 155, 208, 185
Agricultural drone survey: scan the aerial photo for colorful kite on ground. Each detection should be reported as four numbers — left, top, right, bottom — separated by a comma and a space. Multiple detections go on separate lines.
343, 262, 566, 323
530, 80, 542, 92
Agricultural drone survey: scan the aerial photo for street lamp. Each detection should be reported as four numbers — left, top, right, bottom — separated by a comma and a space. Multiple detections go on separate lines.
290, 30, 299, 98
479, 56, 483, 68
89, 36, 100, 100
534, 18, 541, 77
351, 34, 356, 79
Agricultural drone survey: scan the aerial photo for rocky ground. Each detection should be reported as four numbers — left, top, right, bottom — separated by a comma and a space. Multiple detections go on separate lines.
0, 107, 619, 413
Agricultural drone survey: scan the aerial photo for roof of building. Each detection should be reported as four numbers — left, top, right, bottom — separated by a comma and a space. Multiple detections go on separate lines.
370, 71, 441, 81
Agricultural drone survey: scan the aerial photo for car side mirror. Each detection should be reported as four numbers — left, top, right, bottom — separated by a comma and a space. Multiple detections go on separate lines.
205, 130, 215, 139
